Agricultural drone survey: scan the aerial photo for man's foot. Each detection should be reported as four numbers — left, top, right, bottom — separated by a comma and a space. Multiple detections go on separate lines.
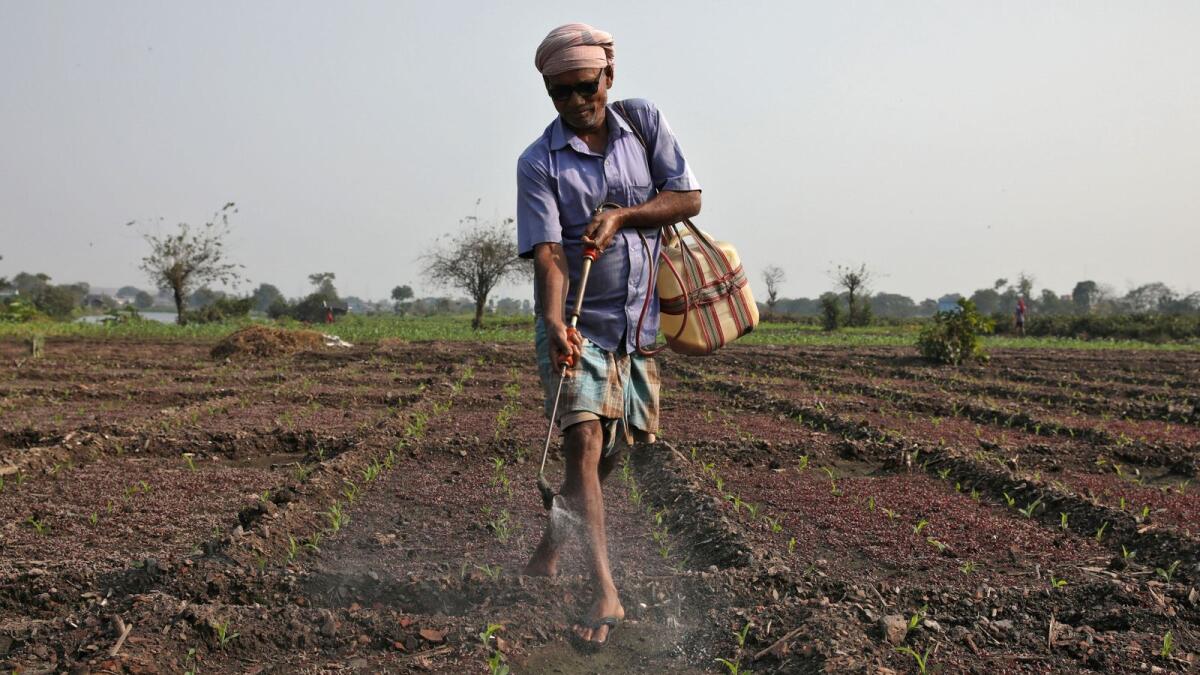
523, 546, 559, 577
572, 591, 624, 646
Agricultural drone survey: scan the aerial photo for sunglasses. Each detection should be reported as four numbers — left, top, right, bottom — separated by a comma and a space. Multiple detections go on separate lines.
546, 70, 605, 102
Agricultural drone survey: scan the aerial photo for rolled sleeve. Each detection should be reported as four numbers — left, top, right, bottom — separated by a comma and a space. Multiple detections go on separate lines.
516, 157, 561, 258
649, 107, 701, 193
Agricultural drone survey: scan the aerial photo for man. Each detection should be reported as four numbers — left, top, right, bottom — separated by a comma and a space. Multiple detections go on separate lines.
516, 23, 701, 647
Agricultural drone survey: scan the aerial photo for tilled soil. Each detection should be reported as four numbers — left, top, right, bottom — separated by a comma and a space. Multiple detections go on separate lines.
1, 338, 1198, 673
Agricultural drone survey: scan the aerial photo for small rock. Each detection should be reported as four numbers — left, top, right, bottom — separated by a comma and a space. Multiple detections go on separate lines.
922, 619, 942, 633
880, 615, 908, 645
993, 619, 1014, 632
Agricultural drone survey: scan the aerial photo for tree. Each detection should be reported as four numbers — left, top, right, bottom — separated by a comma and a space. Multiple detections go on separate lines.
391, 285, 413, 302
761, 265, 786, 318
1123, 282, 1175, 313
35, 285, 79, 319
308, 273, 338, 300
423, 216, 530, 329
833, 263, 873, 326
116, 285, 143, 300
251, 283, 285, 313
1016, 273, 1035, 301
134, 290, 155, 309
819, 292, 841, 331
12, 272, 51, 297
1072, 280, 1099, 314
138, 202, 243, 325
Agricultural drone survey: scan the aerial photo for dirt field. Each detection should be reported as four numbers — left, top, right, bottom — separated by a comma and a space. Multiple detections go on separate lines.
1, 338, 1198, 673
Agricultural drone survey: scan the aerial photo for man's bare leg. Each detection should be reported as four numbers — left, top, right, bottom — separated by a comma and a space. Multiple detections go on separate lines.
525, 425, 654, 577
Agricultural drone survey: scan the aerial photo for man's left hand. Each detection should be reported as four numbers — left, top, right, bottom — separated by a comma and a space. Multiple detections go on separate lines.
581, 208, 625, 252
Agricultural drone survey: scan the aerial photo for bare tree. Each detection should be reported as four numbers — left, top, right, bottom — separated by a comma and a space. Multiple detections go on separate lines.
761, 265, 786, 318
832, 263, 874, 327
138, 202, 243, 325
423, 216, 530, 329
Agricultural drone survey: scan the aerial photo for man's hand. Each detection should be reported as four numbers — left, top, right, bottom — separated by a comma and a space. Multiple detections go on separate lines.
581, 208, 626, 252
548, 321, 584, 374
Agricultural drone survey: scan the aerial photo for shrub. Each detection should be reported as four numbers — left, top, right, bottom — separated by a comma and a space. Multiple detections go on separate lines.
917, 298, 993, 365
1, 298, 42, 323
820, 295, 841, 331
185, 296, 253, 324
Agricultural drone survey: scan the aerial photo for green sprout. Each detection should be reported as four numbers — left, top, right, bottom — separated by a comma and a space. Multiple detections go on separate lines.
893, 647, 932, 674
960, 561, 977, 575
183, 454, 197, 471
1019, 497, 1043, 519
1161, 630, 1174, 658
287, 535, 299, 561
1120, 545, 1135, 561
787, 537, 797, 555
913, 519, 929, 535
326, 502, 349, 532
1059, 512, 1069, 530
88, 512, 98, 527
1002, 492, 1016, 507
26, 516, 49, 535
1156, 560, 1181, 583
214, 619, 239, 649
1095, 521, 1108, 543
1049, 572, 1067, 589
907, 605, 927, 631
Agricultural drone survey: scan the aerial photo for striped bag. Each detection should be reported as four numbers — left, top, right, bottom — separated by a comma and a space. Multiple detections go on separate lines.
636, 221, 759, 356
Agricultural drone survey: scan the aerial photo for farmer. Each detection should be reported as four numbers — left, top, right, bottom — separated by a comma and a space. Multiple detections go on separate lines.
1015, 296, 1027, 336
516, 23, 701, 647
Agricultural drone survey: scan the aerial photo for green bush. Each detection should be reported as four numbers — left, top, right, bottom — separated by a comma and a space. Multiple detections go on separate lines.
917, 298, 994, 365
820, 295, 842, 331
1, 298, 42, 323
184, 296, 253, 324
1021, 313, 1200, 342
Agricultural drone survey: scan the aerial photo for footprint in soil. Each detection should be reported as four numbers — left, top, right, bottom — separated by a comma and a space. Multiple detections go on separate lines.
520, 622, 708, 674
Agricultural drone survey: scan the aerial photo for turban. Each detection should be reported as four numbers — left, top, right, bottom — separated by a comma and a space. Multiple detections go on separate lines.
534, 23, 614, 77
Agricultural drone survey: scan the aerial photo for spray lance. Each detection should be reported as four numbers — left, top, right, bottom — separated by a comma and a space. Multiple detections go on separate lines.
536, 242, 601, 511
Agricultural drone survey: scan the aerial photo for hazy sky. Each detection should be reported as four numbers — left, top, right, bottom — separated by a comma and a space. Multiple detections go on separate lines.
2, 1, 1197, 302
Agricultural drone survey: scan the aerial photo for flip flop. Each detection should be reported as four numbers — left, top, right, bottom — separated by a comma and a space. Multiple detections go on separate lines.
570, 616, 622, 650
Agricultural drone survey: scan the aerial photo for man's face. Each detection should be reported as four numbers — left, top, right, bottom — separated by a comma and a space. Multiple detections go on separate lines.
546, 67, 611, 132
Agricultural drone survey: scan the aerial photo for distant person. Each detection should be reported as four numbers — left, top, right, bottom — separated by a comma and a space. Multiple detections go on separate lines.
516, 22, 701, 648
1015, 296, 1027, 336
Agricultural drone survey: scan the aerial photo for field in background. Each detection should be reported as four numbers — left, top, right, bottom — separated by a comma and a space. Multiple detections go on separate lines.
3, 314, 1198, 351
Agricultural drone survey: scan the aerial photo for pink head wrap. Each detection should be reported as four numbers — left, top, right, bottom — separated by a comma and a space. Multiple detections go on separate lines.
534, 23, 614, 77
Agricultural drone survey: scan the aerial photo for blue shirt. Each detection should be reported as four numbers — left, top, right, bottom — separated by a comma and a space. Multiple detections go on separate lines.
516, 98, 701, 354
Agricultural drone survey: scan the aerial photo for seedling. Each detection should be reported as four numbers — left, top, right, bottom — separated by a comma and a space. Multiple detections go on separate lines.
926, 537, 946, 553
906, 605, 927, 631
1060, 512, 1069, 530
970, 488, 980, 501
796, 455, 809, 471
1156, 560, 1180, 583
475, 564, 502, 581
913, 519, 929, 535
1121, 545, 1135, 561
304, 532, 322, 552
183, 453, 197, 471
1161, 630, 1174, 658
26, 516, 49, 535
960, 561, 977, 575
326, 502, 349, 532
744, 502, 762, 519
867, 496, 876, 512
1118, 496, 1127, 511
714, 657, 749, 675
787, 537, 797, 555
883, 508, 898, 521
483, 508, 516, 543
1002, 492, 1016, 507
342, 481, 361, 504
765, 516, 782, 533
1019, 497, 1043, 519
287, 535, 299, 561
1138, 505, 1150, 520
361, 461, 382, 483
734, 621, 752, 649
1094, 521, 1108, 543
1048, 572, 1067, 589
88, 512, 98, 527
937, 468, 951, 481
214, 619, 239, 649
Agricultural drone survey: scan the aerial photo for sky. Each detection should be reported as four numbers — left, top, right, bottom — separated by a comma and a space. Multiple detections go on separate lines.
1, 1, 1197, 303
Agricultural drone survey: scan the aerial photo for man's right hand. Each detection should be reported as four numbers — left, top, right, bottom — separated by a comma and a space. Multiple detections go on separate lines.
548, 321, 584, 374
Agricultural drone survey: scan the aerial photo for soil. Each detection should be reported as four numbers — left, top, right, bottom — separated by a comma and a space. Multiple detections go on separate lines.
210, 325, 327, 360
0, 338, 1198, 673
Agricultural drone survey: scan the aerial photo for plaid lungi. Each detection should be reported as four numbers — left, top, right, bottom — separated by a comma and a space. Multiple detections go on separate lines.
535, 318, 660, 452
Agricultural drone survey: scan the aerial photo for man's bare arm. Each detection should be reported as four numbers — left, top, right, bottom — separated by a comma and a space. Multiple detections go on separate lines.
533, 242, 582, 367
581, 190, 701, 251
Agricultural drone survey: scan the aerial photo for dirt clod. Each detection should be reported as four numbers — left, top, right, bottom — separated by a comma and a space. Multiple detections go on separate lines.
880, 615, 907, 645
